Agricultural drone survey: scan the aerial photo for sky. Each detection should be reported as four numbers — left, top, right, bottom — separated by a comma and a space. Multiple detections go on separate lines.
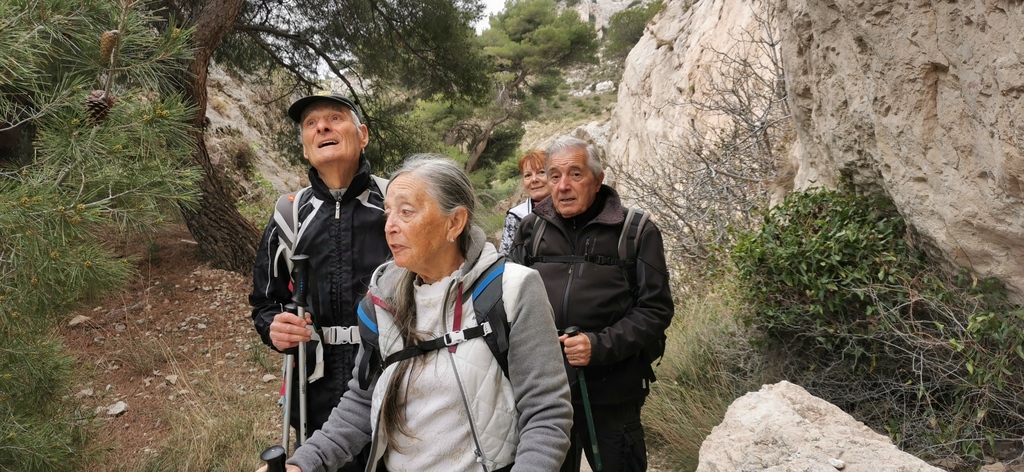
475, 0, 507, 34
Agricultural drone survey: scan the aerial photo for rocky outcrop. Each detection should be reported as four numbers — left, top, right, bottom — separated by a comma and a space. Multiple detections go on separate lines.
609, 0, 1024, 299
697, 381, 943, 471
776, 0, 1024, 299
570, 0, 655, 34
607, 0, 764, 167
205, 64, 305, 193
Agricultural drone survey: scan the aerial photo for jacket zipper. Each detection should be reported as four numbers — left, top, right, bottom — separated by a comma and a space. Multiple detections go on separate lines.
335, 201, 340, 219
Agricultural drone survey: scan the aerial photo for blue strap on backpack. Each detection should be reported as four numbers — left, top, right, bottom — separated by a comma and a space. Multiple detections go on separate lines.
356, 257, 510, 391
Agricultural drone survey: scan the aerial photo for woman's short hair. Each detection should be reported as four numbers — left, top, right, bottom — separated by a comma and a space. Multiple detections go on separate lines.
517, 150, 547, 174
391, 155, 477, 254
546, 137, 603, 178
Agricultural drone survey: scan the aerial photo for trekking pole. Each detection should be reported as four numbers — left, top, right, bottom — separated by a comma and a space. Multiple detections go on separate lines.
290, 254, 311, 445
279, 302, 299, 452
565, 326, 602, 472
261, 445, 287, 472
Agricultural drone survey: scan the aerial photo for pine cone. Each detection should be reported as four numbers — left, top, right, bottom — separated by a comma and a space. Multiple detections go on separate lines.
99, 30, 119, 65
86, 90, 114, 123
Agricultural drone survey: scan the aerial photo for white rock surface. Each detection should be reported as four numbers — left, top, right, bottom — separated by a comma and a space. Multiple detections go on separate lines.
570, 0, 657, 33
697, 381, 943, 471
776, 0, 1024, 299
205, 63, 305, 194
609, 0, 1024, 299
106, 401, 128, 417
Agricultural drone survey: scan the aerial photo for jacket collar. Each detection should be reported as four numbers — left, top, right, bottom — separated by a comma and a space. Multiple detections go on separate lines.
307, 155, 373, 203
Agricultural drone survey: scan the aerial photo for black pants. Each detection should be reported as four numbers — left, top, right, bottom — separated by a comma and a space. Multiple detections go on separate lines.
560, 398, 647, 472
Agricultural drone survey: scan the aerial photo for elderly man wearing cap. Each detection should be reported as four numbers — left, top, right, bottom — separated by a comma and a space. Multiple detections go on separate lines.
250, 92, 389, 469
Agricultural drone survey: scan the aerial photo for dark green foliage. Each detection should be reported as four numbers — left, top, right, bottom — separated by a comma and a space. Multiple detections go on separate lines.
605, 0, 665, 59
220, 0, 492, 103
476, 122, 526, 170
732, 188, 1024, 467
1, 0, 200, 468
733, 189, 914, 337
480, 0, 598, 75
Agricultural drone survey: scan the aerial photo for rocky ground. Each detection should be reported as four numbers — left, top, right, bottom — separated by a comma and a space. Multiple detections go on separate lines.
61, 223, 281, 469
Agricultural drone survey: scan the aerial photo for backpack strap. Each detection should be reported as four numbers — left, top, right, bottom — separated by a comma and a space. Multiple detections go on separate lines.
527, 217, 546, 266
356, 294, 385, 391
469, 257, 510, 379
619, 207, 649, 298
272, 186, 311, 278
355, 260, 512, 390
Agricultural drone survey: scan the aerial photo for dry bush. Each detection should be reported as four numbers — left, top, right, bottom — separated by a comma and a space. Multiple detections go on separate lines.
643, 266, 766, 470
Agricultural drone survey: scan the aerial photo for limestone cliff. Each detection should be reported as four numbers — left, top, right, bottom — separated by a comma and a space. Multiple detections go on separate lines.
609, 0, 1024, 298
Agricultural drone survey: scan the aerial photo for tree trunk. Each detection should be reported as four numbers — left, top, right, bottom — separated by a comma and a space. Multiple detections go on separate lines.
464, 114, 510, 173
178, 0, 259, 274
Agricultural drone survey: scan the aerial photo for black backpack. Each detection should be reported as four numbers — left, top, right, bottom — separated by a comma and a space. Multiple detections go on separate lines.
355, 257, 511, 390
526, 207, 666, 369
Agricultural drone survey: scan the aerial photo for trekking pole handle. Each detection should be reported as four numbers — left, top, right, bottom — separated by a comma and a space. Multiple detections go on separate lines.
564, 326, 581, 337
261, 445, 286, 472
290, 255, 310, 308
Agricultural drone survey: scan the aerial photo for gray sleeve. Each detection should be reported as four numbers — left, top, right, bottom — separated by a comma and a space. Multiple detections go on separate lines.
505, 267, 573, 471
287, 347, 377, 472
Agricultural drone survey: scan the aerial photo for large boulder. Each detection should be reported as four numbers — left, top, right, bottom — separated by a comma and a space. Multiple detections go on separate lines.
697, 381, 943, 471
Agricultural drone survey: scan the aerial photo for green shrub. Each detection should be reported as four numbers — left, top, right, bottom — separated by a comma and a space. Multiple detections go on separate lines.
732, 188, 1024, 467
604, 0, 665, 59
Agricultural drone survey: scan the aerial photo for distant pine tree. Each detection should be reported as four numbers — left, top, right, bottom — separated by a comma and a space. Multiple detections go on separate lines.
0, 0, 199, 468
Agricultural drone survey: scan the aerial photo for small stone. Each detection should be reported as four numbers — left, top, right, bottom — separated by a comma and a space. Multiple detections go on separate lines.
106, 401, 128, 416
197, 323, 207, 330
143, 378, 152, 387
828, 458, 846, 470
68, 315, 92, 327
95, 406, 106, 415
165, 375, 178, 385
75, 388, 94, 399
114, 323, 126, 331
262, 374, 277, 383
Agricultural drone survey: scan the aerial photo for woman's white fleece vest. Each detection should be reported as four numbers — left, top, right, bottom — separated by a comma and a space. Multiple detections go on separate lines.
365, 251, 528, 471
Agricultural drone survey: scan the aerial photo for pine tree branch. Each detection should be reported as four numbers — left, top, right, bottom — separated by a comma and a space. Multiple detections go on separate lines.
233, 23, 360, 99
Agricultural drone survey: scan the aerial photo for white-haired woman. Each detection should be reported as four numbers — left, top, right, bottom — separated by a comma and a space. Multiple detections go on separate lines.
260, 155, 573, 472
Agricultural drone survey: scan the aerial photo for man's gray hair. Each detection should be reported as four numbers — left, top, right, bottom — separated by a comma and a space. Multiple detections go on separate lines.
391, 154, 477, 254
546, 137, 604, 178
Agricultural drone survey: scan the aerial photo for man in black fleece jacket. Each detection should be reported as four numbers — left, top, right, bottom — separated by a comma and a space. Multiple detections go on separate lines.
510, 136, 674, 472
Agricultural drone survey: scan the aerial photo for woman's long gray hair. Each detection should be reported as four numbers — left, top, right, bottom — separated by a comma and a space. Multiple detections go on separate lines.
379, 154, 477, 450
